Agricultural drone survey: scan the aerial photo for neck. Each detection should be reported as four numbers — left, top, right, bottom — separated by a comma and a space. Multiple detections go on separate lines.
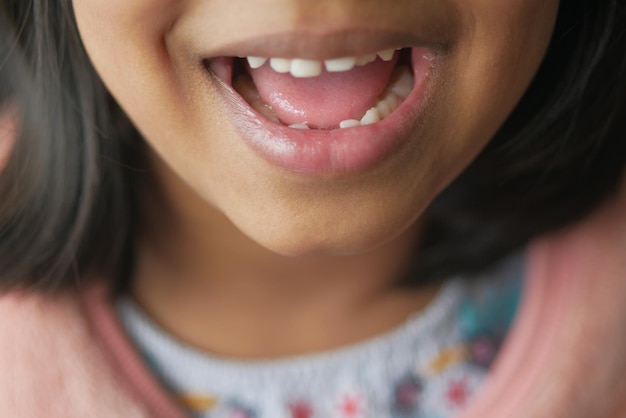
131, 157, 439, 359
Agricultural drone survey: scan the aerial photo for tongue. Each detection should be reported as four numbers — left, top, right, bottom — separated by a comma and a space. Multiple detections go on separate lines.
248, 57, 398, 129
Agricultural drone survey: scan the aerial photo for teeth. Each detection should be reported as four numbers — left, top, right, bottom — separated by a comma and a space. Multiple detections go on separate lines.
339, 119, 362, 129
288, 123, 310, 130
325, 57, 357, 72
338, 66, 413, 129
389, 67, 414, 98
386, 94, 399, 111
355, 53, 377, 66
360, 108, 381, 125
375, 99, 392, 118
246, 48, 401, 78
377, 49, 395, 62
246, 56, 267, 69
269, 58, 291, 73
290, 59, 322, 78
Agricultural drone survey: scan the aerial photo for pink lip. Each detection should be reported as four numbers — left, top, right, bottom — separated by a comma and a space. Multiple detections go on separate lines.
206, 48, 436, 176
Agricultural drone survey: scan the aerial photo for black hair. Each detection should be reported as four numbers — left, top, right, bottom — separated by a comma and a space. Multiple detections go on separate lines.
0, 0, 139, 292
0, 0, 625, 292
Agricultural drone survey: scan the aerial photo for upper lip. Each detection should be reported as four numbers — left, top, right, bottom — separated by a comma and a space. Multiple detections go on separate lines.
202, 30, 449, 60
171, 2, 461, 62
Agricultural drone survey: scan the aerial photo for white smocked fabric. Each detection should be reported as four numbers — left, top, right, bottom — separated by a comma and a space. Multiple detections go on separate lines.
116, 256, 523, 418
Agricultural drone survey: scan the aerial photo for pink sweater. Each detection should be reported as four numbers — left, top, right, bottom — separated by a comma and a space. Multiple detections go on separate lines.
1, 182, 625, 417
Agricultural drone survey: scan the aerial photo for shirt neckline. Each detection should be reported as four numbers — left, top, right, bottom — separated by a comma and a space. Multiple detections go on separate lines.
115, 279, 464, 377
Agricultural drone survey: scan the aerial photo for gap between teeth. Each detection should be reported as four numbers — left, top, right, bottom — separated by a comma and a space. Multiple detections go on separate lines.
246, 48, 399, 78
284, 66, 414, 130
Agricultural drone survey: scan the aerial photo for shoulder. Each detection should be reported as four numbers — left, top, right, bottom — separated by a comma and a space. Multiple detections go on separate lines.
0, 285, 151, 417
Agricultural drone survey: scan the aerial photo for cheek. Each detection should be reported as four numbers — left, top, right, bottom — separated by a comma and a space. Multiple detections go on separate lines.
458, 0, 559, 97
72, 0, 189, 143
72, 0, 179, 31
439, 0, 559, 155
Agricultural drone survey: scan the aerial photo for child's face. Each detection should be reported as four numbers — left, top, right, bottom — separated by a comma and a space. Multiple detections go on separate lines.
73, 0, 559, 256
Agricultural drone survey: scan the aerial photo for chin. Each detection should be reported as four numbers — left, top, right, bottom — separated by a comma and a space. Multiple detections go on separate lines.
234, 207, 420, 258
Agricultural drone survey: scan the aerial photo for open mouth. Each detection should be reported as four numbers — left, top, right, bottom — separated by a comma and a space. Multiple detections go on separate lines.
207, 47, 429, 129
204, 46, 436, 175
232, 48, 418, 130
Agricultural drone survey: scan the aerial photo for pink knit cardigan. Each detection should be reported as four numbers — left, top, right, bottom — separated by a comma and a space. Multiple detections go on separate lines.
1, 182, 625, 417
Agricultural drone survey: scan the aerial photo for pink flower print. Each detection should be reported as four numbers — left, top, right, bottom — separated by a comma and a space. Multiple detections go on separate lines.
289, 401, 314, 418
469, 336, 498, 367
392, 374, 423, 415
446, 377, 470, 408
337, 392, 365, 418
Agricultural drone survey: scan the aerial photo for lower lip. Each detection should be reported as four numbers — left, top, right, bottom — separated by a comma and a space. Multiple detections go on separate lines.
207, 48, 435, 176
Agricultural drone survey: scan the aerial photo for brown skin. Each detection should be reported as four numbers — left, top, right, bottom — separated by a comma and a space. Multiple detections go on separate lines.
72, 0, 559, 358
0, 108, 16, 173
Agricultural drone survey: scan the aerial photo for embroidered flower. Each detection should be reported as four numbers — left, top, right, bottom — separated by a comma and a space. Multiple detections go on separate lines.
445, 377, 470, 408
336, 391, 365, 418
427, 345, 469, 375
391, 373, 423, 416
179, 392, 218, 412
467, 335, 500, 368
288, 400, 314, 418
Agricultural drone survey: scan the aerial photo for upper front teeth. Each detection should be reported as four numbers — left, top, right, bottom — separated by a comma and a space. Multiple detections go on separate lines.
247, 56, 269, 69
290, 59, 323, 78
245, 48, 398, 78
325, 57, 357, 72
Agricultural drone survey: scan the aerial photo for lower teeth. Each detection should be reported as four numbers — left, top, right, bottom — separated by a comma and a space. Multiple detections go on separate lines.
234, 66, 414, 130
349, 67, 413, 128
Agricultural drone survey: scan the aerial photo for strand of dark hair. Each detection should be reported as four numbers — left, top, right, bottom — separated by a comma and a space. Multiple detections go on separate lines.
0, 0, 139, 293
